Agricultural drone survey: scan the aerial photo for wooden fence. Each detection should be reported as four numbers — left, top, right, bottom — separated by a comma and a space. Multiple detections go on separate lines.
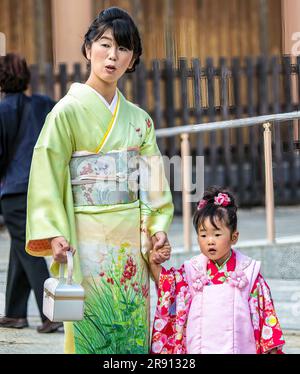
28, 55, 300, 208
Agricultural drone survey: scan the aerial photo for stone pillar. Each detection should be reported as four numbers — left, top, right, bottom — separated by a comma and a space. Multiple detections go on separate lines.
51, 0, 93, 68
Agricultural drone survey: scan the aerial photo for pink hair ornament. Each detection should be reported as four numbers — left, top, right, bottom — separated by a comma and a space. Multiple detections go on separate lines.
214, 193, 231, 207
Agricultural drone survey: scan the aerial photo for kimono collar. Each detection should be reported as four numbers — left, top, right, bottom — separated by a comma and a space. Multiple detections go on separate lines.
208, 249, 236, 274
212, 249, 232, 271
67, 83, 124, 125
84, 84, 118, 114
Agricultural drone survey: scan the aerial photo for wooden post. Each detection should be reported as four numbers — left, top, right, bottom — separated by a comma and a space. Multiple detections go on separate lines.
181, 133, 192, 252
263, 122, 275, 243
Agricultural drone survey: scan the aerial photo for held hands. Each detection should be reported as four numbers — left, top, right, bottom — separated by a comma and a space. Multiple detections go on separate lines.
149, 243, 171, 265
150, 231, 172, 265
149, 237, 171, 285
49, 236, 76, 263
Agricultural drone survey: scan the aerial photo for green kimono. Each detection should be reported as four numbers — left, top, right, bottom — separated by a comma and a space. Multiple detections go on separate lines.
26, 83, 174, 354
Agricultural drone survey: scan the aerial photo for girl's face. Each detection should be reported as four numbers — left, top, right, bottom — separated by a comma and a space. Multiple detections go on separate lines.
86, 29, 134, 86
197, 217, 239, 266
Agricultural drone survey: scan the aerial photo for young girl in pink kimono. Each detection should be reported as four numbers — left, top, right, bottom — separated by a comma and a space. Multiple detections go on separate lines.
150, 186, 285, 354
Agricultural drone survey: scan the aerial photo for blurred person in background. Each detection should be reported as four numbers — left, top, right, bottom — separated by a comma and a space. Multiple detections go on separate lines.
0, 53, 62, 333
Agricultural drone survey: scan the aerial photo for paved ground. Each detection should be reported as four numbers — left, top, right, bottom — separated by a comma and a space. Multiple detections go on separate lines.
0, 206, 300, 354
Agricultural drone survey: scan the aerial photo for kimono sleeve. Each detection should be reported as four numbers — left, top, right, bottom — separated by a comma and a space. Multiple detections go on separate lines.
26, 110, 74, 257
151, 265, 189, 354
139, 116, 174, 237
249, 274, 285, 354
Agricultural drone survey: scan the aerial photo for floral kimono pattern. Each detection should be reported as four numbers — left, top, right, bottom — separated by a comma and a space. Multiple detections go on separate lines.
151, 250, 285, 354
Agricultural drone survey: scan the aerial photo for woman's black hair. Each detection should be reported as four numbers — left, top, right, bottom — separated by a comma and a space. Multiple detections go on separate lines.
193, 186, 238, 234
0, 53, 30, 93
81, 7, 142, 73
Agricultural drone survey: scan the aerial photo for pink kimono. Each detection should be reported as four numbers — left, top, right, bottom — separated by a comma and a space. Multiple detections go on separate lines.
151, 249, 285, 354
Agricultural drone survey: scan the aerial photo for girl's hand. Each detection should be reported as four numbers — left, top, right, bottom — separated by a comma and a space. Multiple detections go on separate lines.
49, 236, 76, 263
151, 241, 172, 264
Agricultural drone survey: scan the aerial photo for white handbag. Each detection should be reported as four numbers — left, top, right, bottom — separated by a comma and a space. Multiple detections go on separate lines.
43, 251, 85, 322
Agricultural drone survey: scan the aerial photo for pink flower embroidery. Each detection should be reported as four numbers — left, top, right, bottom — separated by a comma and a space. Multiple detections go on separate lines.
174, 346, 184, 354
197, 199, 207, 210
146, 118, 152, 128
214, 193, 231, 207
152, 332, 168, 353
192, 272, 209, 292
151, 341, 164, 353
176, 309, 187, 326
80, 163, 93, 175
122, 256, 137, 280
154, 318, 168, 332
226, 270, 248, 289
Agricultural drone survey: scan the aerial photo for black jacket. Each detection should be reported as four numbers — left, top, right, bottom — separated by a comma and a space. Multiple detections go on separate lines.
0, 92, 55, 197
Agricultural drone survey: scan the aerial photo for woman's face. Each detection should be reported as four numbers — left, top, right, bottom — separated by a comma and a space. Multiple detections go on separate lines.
86, 29, 134, 86
197, 217, 239, 266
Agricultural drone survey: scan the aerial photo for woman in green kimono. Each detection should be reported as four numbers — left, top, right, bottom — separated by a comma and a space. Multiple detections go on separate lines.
25, 7, 173, 354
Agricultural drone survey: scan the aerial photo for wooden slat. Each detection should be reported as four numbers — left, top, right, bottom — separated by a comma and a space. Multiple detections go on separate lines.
270, 56, 284, 202
257, 56, 269, 203
268, 0, 282, 55
164, 59, 176, 157
282, 56, 297, 199
23, 0, 36, 64
232, 57, 245, 202
34, 0, 48, 67
257, 56, 269, 115
198, 0, 207, 61
29, 64, 40, 94
219, 0, 229, 58
73, 63, 82, 83
179, 59, 189, 126
282, 56, 293, 113
136, 61, 147, 109
8, 0, 18, 51
117, 75, 126, 96
192, 58, 204, 156
220, 57, 232, 188
152, 59, 165, 153
246, 56, 259, 203
249, 0, 260, 56
44, 0, 54, 64
210, 0, 219, 61
206, 57, 217, 184
44, 62, 54, 99
239, 0, 248, 58
297, 56, 300, 111
58, 63, 68, 98
229, 0, 239, 58
131, 66, 138, 105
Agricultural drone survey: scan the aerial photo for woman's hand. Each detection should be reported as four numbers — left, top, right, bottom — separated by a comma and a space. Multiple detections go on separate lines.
152, 231, 168, 251
151, 235, 172, 264
49, 236, 76, 263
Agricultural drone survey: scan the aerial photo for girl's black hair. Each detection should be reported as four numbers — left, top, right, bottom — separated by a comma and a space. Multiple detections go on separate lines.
193, 186, 238, 234
81, 7, 142, 73
0, 53, 30, 93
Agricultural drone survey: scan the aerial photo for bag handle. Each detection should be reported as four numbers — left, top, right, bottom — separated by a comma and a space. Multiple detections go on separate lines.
59, 251, 73, 285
